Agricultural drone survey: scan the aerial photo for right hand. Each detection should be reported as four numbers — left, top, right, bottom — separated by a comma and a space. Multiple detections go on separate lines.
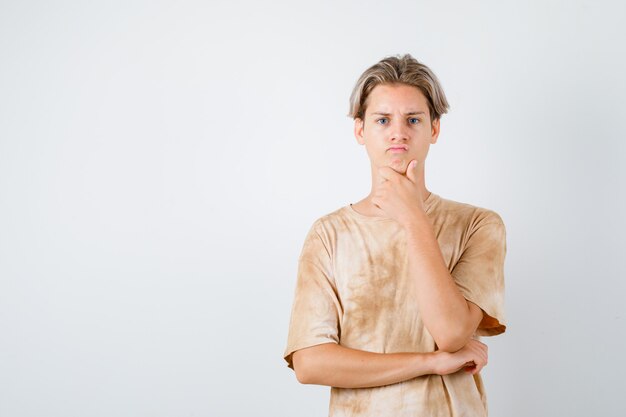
432, 338, 488, 376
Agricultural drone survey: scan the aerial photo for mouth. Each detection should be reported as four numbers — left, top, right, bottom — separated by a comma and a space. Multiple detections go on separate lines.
388, 145, 408, 154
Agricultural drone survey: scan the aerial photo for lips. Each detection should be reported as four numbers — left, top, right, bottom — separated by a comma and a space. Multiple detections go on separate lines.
388, 145, 408, 153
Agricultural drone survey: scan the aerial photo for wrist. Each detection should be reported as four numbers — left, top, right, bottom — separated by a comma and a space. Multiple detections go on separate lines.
415, 351, 441, 376
402, 211, 432, 234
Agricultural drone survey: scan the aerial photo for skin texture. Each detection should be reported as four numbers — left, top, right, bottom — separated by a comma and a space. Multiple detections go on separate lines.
293, 340, 488, 388
293, 343, 438, 388
293, 82, 489, 386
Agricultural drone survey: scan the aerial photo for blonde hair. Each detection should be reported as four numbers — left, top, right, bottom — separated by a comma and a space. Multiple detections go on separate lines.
348, 54, 450, 122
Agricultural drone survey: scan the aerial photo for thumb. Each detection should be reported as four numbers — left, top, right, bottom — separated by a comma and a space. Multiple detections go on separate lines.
406, 160, 418, 183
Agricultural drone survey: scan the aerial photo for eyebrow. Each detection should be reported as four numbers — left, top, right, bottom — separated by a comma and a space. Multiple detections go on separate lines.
371, 111, 426, 116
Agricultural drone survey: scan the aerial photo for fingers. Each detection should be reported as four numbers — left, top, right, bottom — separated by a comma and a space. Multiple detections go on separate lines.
405, 160, 418, 183
472, 342, 487, 365
468, 341, 488, 374
458, 339, 488, 375
377, 166, 402, 182
437, 339, 490, 376
472, 358, 486, 375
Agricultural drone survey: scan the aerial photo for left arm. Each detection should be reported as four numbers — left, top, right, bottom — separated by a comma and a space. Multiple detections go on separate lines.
404, 212, 484, 352
373, 163, 490, 352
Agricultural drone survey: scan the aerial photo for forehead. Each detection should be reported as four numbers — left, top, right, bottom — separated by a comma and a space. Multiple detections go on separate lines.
365, 83, 429, 115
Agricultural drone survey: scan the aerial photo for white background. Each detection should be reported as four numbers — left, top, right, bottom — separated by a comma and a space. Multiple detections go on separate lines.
1, 1, 625, 416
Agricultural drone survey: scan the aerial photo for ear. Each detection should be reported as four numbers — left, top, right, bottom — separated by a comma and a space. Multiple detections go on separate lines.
430, 118, 440, 144
354, 117, 365, 145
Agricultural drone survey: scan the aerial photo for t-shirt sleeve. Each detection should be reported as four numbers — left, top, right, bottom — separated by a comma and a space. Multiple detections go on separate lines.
283, 221, 342, 370
450, 213, 507, 337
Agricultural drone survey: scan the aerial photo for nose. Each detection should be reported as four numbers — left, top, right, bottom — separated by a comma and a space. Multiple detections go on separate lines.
389, 120, 410, 142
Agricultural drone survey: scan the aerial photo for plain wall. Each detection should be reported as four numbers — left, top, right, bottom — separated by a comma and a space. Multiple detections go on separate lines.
1, 0, 625, 416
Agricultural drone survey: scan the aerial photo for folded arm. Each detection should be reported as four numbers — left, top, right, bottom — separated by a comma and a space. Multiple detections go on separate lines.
291, 342, 437, 388
292, 337, 490, 388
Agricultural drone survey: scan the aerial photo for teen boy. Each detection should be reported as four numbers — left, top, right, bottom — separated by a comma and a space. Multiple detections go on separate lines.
283, 54, 507, 417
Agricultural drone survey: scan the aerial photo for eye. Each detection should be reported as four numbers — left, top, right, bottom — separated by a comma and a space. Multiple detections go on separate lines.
376, 118, 388, 125
408, 117, 419, 124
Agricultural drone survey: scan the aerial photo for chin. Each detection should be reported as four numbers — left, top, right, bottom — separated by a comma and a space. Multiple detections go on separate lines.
389, 159, 408, 172
373, 159, 409, 173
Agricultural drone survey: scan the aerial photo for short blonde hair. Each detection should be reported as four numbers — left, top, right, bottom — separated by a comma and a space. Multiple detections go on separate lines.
348, 54, 450, 122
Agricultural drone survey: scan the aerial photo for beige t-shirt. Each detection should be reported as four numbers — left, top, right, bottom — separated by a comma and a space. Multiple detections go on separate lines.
283, 192, 507, 417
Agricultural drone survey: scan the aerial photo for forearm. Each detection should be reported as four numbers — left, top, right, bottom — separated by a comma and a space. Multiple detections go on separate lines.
405, 212, 473, 351
293, 343, 437, 388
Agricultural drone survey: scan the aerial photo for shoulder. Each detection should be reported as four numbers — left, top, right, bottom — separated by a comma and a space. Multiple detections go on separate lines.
435, 194, 506, 232
298, 206, 351, 261
300, 205, 351, 244
306, 205, 351, 232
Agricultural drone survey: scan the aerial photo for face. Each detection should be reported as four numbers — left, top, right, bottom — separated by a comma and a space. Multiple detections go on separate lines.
354, 83, 440, 175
